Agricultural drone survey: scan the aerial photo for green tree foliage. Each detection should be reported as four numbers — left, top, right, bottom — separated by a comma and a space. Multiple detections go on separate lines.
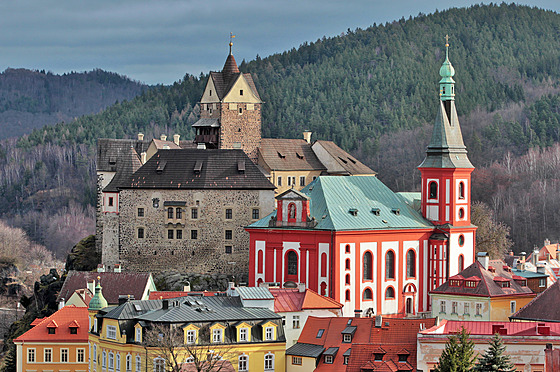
434, 327, 476, 372
471, 201, 513, 259
473, 333, 515, 372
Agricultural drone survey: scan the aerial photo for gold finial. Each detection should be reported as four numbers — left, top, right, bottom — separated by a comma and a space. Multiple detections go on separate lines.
445, 34, 449, 47
97, 276, 101, 281
229, 32, 236, 55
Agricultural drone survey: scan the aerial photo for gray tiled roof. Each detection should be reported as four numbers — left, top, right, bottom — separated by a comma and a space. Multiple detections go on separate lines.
286, 343, 325, 357
97, 138, 149, 172
236, 287, 274, 300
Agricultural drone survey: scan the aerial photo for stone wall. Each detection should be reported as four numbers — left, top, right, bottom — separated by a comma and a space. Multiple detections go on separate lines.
220, 103, 262, 162
114, 188, 274, 274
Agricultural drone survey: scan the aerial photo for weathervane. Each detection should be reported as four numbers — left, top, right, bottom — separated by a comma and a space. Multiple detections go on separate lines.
445, 34, 449, 47
229, 32, 236, 55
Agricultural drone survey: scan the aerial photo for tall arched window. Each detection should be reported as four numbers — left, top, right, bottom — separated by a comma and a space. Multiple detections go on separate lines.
345, 274, 351, 285
239, 355, 249, 372
385, 287, 395, 299
406, 250, 416, 278
363, 251, 373, 281
345, 258, 351, 270
345, 290, 351, 302
429, 181, 438, 199
459, 255, 464, 271
459, 181, 465, 199
321, 253, 327, 277
258, 250, 264, 274
363, 288, 373, 300
287, 251, 298, 276
385, 251, 395, 279
154, 358, 165, 372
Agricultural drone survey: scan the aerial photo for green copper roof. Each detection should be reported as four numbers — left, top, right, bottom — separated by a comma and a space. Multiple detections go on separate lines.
89, 281, 108, 311
248, 176, 433, 231
439, 45, 455, 81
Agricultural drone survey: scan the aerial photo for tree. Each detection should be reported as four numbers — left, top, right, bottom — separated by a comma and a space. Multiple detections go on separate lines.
434, 327, 476, 372
473, 333, 516, 371
471, 201, 513, 259
143, 323, 237, 372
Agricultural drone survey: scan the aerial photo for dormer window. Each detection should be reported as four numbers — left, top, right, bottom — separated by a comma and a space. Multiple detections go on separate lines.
240, 89, 243, 96
465, 280, 478, 288
450, 279, 462, 287
48, 327, 56, 334
70, 327, 78, 334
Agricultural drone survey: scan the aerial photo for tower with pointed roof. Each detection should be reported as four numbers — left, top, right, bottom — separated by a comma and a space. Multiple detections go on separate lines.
419, 37, 476, 294
193, 38, 263, 161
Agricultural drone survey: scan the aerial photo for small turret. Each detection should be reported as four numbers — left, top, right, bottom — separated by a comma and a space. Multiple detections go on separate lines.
439, 35, 455, 101
88, 277, 108, 311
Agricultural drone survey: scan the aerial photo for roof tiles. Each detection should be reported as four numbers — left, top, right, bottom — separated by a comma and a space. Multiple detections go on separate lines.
14, 306, 89, 343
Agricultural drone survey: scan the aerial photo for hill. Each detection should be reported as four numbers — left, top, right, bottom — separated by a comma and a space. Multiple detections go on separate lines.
0, 68, 147, 139
3, 3, 560, 255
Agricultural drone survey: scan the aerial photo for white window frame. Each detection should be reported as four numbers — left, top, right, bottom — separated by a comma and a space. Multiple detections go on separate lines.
451, 301, 458, 314
77, 348, 85, 363
109, 351, 115, 371
93, 345, 97, 364
212, 328, 223, 343
510, 300, 516, 313
239, 328, 248, 342
153, 357, 165, 372
343, 333, 352, 342
540, 278, 547, 287
265, 326, 274, 341
325, 355, 334, 364
264, 353, 274, 371
292, 315, 300, 329
94, 318, 98, 333
102, 351, 107, 368
135, 355, 141, 372
27, 348, 35, 363
107, 325, 117, 340
186, 329, 197, 344
126, 354, 132, 372
61, 348, 69, 363
44, 348, 52, 363
464, 302, 470, 315
135, 328, 142, 343
116, 353, 121, 372
239, 354, 249, 371
440, 300, 446, 313
476, 303, 482, 316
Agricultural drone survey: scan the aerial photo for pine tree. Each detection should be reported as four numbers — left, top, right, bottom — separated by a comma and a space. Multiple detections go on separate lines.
473, 333, 516, 372
434, 327, 476, 372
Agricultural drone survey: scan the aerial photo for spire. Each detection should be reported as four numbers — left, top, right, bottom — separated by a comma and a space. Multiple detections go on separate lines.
419, 36, 472, 169
88, 277, 108, 311
439, 35, 455, 101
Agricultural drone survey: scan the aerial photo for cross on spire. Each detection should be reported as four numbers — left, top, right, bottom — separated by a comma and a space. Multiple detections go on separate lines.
445, 34, 449, 47
229, 32, 236, 55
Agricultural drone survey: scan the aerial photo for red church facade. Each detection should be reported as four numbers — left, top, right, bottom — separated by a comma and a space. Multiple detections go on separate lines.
247, 42, 476, 317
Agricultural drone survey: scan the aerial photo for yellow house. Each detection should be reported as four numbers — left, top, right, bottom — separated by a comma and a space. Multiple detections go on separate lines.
431, 256, 535, 321
88, 283, 285, 372
14, 305, 89, 372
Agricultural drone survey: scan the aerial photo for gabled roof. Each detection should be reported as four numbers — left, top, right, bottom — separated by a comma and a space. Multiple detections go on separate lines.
312, 140, 376, 175
151, 138, 181, 150
511, 280, 560, 322
104, 146, 143, 192
120, 149, 274, 190
14, 306, 89, 343
269, 288, 342, 313
258, 138, 326, 171
57, 271, 153, 304
249, 176, 433, 231
236, 286, 274, 300
207, 54, 260, 102
431, 260, 534, 298
97, 138, 149, 172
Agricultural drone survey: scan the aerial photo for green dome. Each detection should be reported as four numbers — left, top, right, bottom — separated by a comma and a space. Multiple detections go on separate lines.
439, 47, 455, 83
88, 280, 108, 311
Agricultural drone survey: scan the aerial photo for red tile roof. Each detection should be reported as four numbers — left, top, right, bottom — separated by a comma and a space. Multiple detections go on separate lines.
269, 288, 342, 313
422, 319, 560, 336
14, 306, 89, 343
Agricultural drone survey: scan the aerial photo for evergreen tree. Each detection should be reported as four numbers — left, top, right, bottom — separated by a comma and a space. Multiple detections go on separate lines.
434, 327, 476, 372
473, 333, 516, 372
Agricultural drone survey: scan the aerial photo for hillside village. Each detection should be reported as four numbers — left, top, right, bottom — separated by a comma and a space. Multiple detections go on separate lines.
8, 36, 560, 372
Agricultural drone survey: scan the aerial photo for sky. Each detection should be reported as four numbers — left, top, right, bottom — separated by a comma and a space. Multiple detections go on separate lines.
0, 1, 558, 85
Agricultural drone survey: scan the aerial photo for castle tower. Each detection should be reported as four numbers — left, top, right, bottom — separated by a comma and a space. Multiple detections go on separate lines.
419, 37, 476, 292
194, 37, 262, 161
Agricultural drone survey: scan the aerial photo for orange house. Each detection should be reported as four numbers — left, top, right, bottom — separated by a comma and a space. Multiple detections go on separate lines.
14, 305, 89, 372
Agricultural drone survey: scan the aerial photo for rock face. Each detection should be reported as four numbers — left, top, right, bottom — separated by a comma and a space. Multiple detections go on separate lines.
155, 271, 249, 292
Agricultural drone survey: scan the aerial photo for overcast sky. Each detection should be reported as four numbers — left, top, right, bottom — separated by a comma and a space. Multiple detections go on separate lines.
0, 1, 558, 85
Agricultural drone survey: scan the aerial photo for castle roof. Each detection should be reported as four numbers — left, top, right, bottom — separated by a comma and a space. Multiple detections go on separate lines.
14, 306, 89, 343
97, 138, 149, 172
104, 146, 143, 192
120, 149, 275, 190
207, 54, 260, 102
248, 176, 432, 231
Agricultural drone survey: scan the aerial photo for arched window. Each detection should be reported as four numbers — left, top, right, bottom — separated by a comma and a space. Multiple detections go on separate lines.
345, 290, 351, 302
385, 251, 395, 279
257, 250, 264, 274
288, 203, 296, 220
458, 234, 465, 247
345, 244, 351, 253
126, 355, 131, 371
321, 253, 327, 277
459, 255, 464, 271
345, 274, 351, 285
287, 251, 298, 276
363, 288, 373, 300
385, 287, 395, 299
363, 251, 373, 281
406, 250, 416, 278
116, 353, 121, 371
264, 353, 274, 371
429, 181, 438, 199
154, 358, 165, 372
135, 355, 141, 372
109, 352, 114, 370
345, 258, 351, 270
459, 207, 465, 219
459, 181, 465, 199
406, 298, 413, 313
239, 354, 249, 372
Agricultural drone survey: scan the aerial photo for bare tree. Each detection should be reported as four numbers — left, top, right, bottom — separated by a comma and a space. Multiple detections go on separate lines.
143, 323, 237, 372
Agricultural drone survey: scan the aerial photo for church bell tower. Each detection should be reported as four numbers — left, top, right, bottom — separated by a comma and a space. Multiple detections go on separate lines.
419, 37, 476, 292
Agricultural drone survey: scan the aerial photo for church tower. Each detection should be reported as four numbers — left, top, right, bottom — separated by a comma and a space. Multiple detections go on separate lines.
419, 37, 476, 292
193, 36, 262, 161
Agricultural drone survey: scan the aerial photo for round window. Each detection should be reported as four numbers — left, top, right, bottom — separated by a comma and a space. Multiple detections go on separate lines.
459, 234, 465, 247
459, 208, 465, 219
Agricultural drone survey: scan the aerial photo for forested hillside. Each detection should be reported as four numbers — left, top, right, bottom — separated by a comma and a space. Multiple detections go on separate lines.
0, 68, 147, 139
3, 3, 560, 256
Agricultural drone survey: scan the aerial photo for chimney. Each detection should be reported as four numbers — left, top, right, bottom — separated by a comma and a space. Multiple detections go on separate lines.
140, 152, 147, 164
556, 244, 560, 260
538, 324, 551, 336
545, 239, 551, 246
183, 282, 191, 292
537, 265, 546, 274
547, 252, 551, 263
97, 264, 105, 273
197, 143, 207, 150
138, 133, 144, 141
118, 295, 129, 305
533, 248, 539, 266
520, 252, 526, 263
354, 309, 362, 318
87, 280, 95, 294
303, 130, 312, 144
162, 299, 169, 310
477, 252, 489, 270
173, 134, 180, 146
298, 282, 306, 293
160, 134, 167, 141
509, 250, 514, 256
114, 264, 121, 273
58, 298, 65, 310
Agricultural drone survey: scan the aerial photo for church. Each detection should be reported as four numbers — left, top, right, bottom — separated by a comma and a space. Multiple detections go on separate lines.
246, 42, 477, 317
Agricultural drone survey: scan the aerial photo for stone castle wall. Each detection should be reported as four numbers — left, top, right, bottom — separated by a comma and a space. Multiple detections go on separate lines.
220, 103, 262, 161
114, 188, 274, 274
